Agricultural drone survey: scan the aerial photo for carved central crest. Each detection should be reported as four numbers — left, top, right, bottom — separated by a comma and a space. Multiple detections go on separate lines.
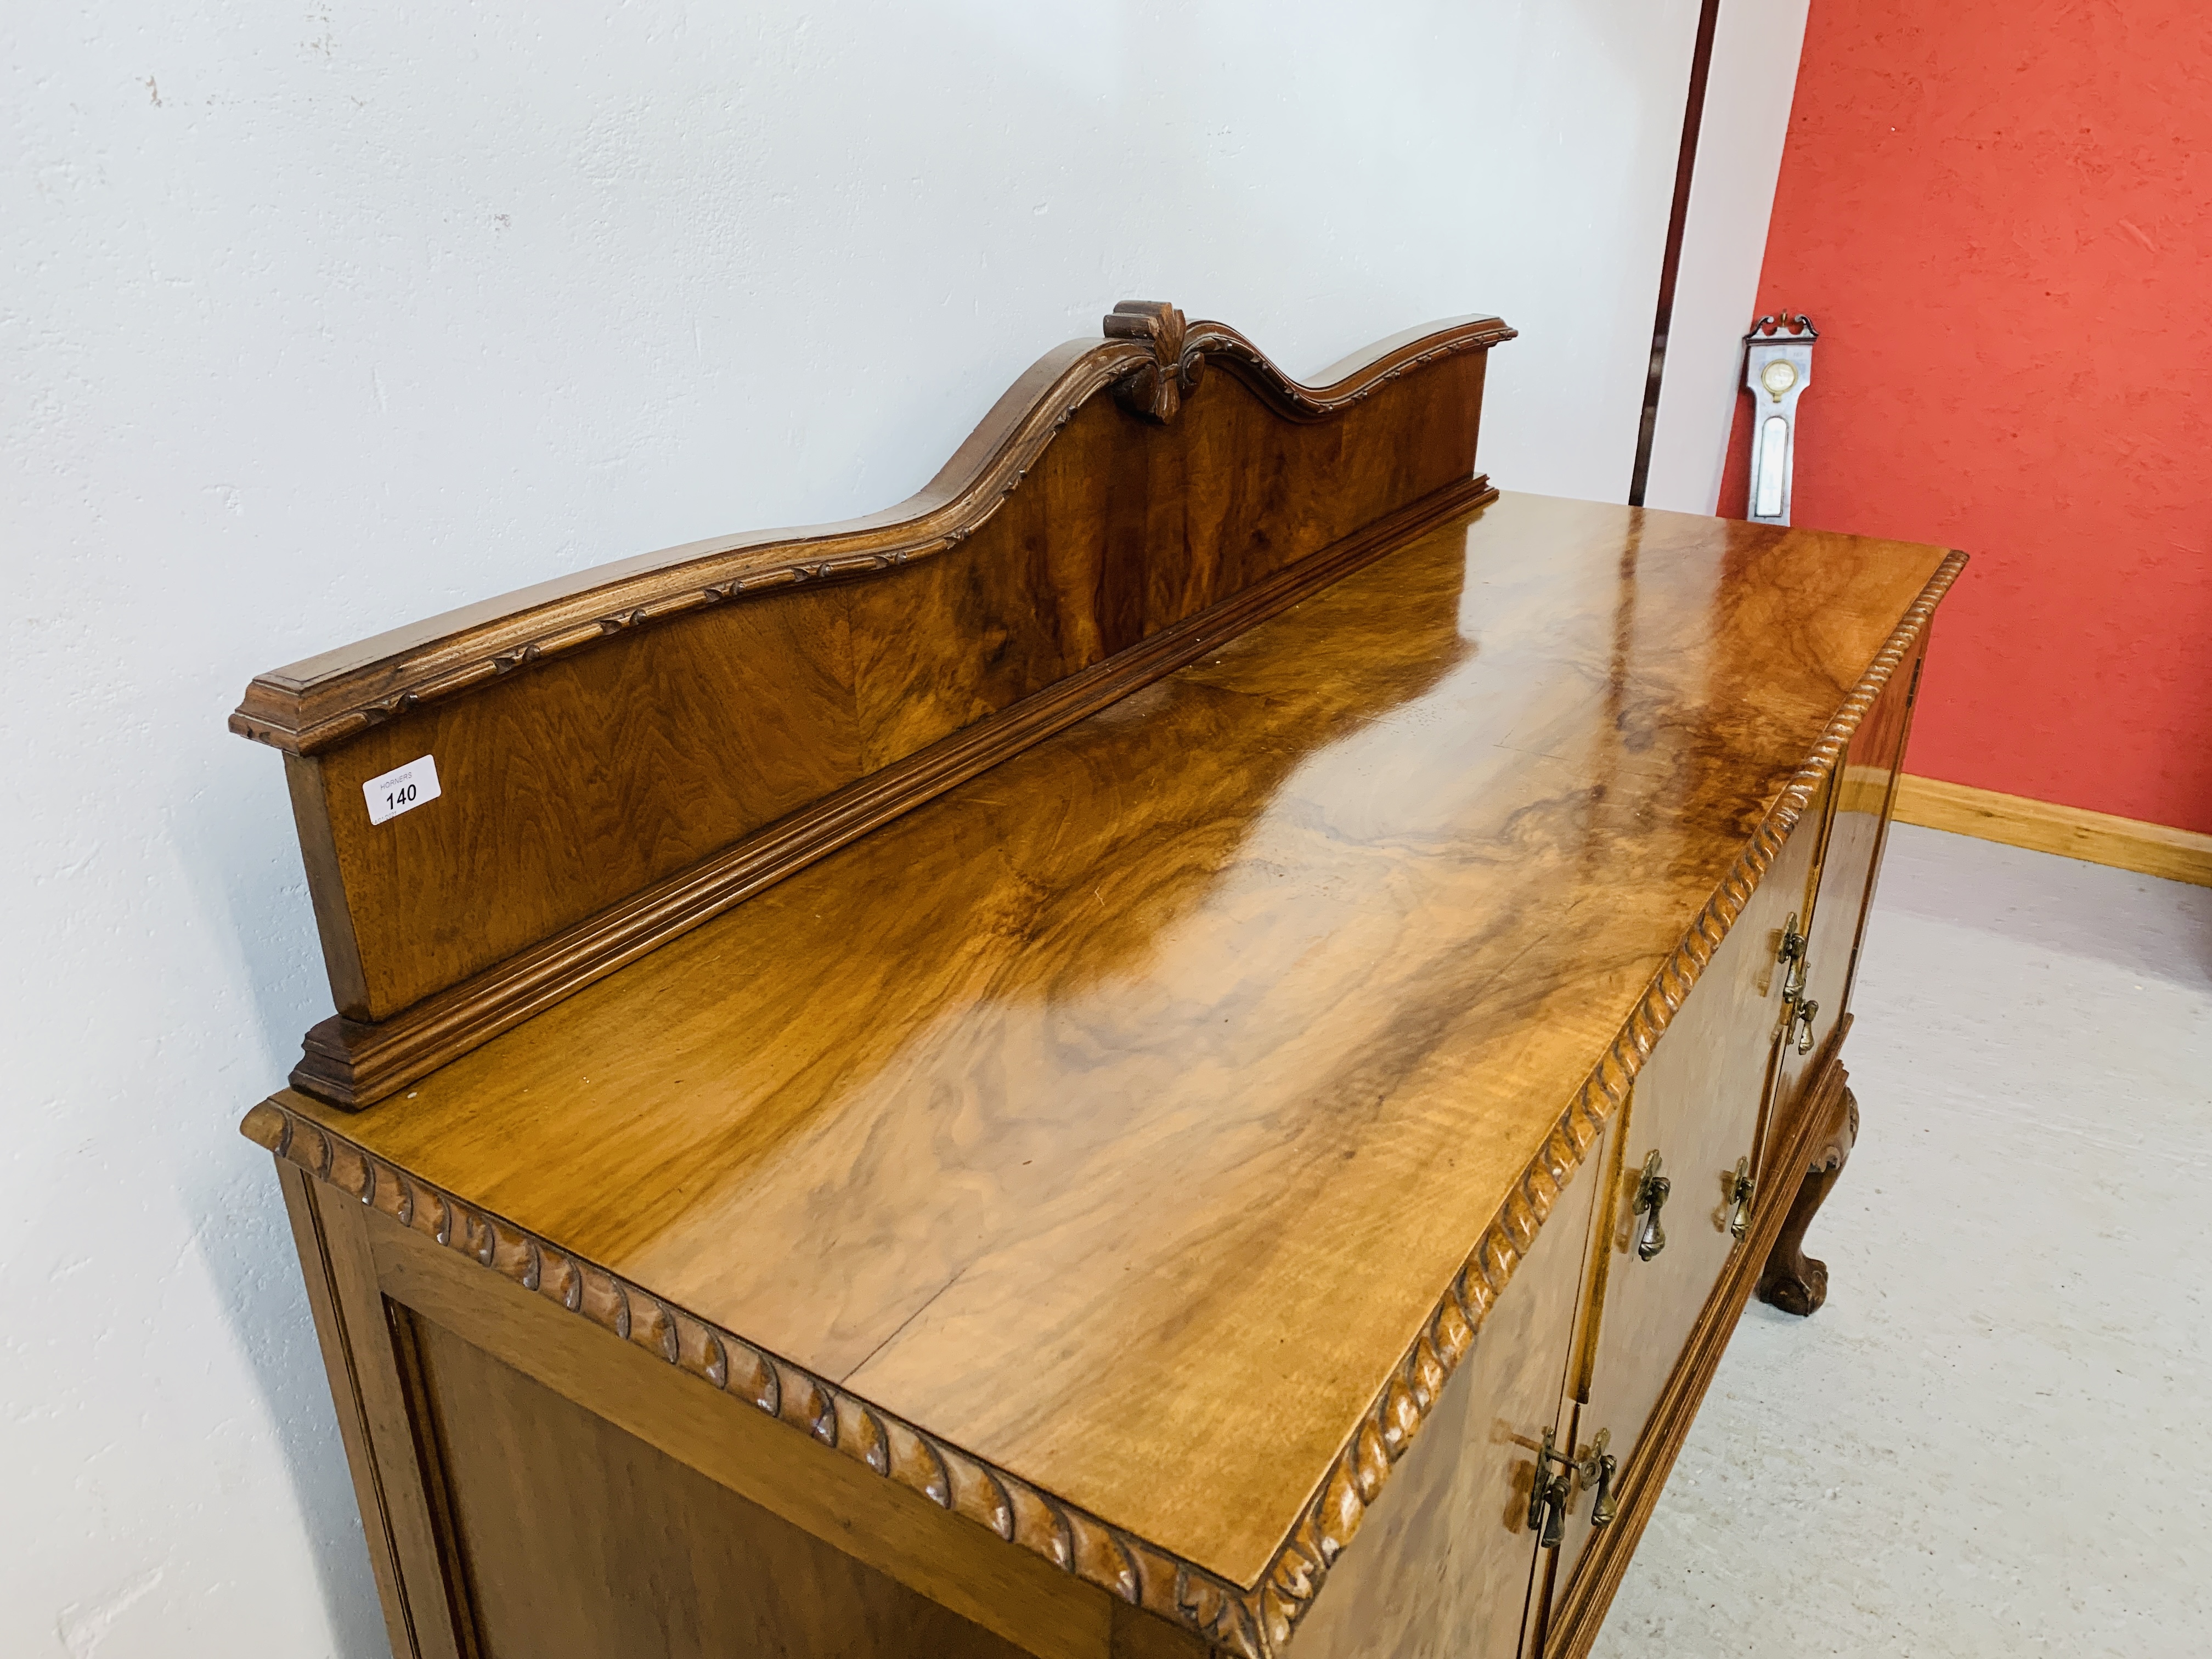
1104, 299, 1207, 423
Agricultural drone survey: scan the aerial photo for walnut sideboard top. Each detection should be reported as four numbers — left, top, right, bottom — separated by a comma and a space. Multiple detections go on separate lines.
245, 488, 1959, 1617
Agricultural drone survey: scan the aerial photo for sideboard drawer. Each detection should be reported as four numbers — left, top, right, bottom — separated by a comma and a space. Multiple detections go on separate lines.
1767, 635, 1923, 1137
1544, 802, 1824, 1583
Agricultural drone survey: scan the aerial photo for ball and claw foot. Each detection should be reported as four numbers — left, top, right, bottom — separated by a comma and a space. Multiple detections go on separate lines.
1756, 1085, 1857, 1318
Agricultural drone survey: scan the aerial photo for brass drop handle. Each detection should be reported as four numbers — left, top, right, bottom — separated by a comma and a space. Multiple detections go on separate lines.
1728, 1156, 1757, 1240
1791, 996, 1820, 1056
1537, 1470, 1570, 1549
1633, 1150, 1671, 1261
1588, 1451, 1619, 1529
1526, 1427, 1574, 1549
1575, 1427, 1619, 1530
1530, 1427, 1618, 1542
1778, 913, 1820, 1054
1778, 914, 1808, 1001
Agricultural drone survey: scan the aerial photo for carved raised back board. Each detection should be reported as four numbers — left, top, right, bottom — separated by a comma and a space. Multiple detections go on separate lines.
234, 303, 1515, 1105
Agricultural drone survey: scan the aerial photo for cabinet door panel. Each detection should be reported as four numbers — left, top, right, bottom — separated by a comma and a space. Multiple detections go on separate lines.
1288, 1152, 1601, 1659
1548, 809, 1816, 1582
407, 1312, 1040, 1659
1771, 637, 1922, 1115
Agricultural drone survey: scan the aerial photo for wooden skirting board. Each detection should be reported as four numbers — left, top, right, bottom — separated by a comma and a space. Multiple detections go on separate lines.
1893, 775, 2212, 888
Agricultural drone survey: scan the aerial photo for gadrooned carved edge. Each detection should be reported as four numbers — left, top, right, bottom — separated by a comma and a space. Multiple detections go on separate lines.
241, 1098, 1273, 1659
240, 554, 1962, 1659
233, 308, 1515, 757
1244, 548, 1968, 1656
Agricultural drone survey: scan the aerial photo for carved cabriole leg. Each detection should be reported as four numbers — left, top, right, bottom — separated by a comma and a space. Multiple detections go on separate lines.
1756, 1082, 1859, 1317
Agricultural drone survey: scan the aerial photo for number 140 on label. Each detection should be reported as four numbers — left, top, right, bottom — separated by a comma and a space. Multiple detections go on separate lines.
363, 755, 442, 826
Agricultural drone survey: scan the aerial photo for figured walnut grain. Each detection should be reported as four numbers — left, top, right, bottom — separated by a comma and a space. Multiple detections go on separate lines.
244, 508, 1963, 1656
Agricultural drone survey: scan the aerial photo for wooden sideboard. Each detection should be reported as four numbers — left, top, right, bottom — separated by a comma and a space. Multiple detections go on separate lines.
233, 302, 1962, 1658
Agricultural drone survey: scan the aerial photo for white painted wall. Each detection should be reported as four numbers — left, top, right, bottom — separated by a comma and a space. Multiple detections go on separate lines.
3, 3, 1798, 1654
1642, 0, 1813, 513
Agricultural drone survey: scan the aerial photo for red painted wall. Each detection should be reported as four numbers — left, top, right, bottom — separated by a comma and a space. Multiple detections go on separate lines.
1720, 1, 2212, 833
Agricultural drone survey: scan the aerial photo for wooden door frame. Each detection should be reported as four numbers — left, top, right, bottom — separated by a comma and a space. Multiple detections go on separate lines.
273, 1162, 1207, 1659
1538, 1032, 1853, 1658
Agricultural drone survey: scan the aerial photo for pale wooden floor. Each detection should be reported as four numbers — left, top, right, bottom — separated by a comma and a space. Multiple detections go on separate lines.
1591, 824, 2212, 1659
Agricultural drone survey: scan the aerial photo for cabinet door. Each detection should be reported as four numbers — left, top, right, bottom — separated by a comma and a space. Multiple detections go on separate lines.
1288, 1151, 1601, 1659
1544, 806, 1820, 1585
1769, 639, 1923, 1122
